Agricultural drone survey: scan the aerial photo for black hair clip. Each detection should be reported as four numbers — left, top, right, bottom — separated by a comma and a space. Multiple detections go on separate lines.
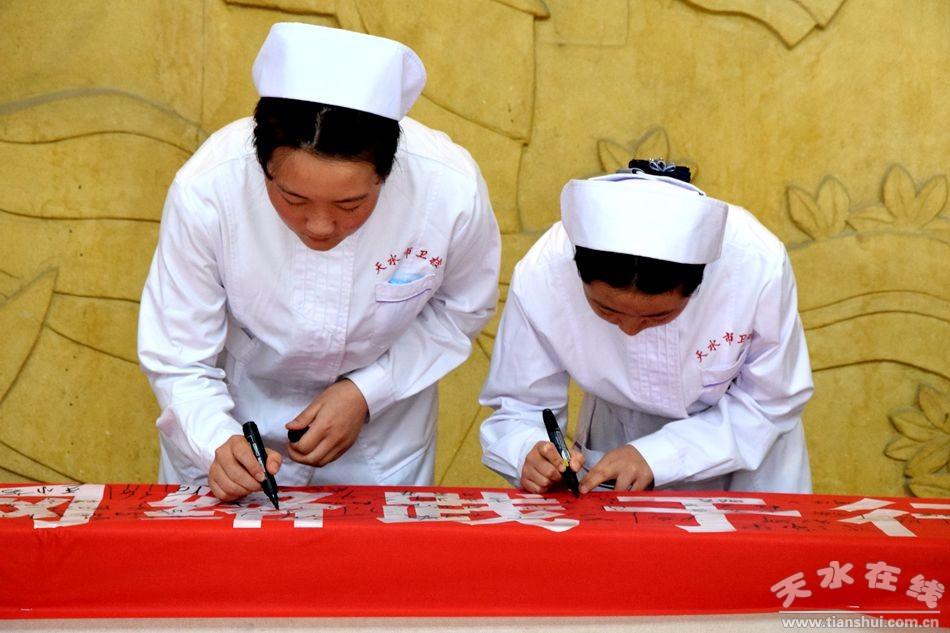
626, 158, 691, 183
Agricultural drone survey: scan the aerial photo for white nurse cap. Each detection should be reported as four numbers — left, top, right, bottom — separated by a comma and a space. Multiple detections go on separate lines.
252, 23, 426, 121
561, 171, 729, 264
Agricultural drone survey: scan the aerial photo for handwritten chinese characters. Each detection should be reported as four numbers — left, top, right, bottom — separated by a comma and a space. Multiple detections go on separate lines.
834, 497, 950, 537
378, 491, 578, 532
3, 488, 949, 542
0, 484, 104, 529
605, 496, 801, 533
144, 485, 343, 528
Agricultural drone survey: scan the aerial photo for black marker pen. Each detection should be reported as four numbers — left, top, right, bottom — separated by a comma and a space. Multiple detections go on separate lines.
542, 408, 580, 497
242, 421, 280, 510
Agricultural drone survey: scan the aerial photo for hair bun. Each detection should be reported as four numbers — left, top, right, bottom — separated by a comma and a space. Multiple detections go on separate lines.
627, 158, 691, 183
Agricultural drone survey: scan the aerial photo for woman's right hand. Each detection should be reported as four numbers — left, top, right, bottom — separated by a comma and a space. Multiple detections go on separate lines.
519, 440, 584, 494
209, 435, 282, 502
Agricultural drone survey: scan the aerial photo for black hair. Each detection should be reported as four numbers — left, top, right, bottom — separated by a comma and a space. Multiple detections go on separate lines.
573, 157, 705, 296
574, 246, 705, 296
253, 97, 400, 179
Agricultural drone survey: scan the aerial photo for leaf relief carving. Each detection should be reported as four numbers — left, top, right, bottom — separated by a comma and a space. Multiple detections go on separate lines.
787, 176, 849, 240
880, 165, 948, 230
885, 384, 950, 497
793, 166, 949, 240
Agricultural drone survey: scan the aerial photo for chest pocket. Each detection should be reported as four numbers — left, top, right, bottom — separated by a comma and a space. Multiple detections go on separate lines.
698, 351, 747, 405
222, 316, 261, 387
373, 273, 437, 346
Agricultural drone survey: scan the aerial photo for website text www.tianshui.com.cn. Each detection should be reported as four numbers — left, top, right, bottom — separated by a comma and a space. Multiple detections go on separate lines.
780, 612, 941, 628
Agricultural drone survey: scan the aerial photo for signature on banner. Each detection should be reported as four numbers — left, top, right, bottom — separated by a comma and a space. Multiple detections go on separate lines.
2, 487, 949, 541
143, 486, 343, 528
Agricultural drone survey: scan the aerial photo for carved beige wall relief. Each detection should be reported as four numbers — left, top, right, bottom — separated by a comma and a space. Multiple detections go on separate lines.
789, 166, 949, 495
885, 384, 950, 498
682, 0, 847, 47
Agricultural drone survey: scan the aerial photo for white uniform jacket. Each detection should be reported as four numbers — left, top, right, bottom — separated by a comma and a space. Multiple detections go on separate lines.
479, 208, 813, 492
139, 117, 500, 486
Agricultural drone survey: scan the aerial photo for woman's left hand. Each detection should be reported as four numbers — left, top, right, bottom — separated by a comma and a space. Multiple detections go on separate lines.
579, 445, 654, 494
286, 379, 369, 467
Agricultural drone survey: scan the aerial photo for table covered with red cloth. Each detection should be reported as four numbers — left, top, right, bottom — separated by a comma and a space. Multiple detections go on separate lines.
0, 484, 947, 624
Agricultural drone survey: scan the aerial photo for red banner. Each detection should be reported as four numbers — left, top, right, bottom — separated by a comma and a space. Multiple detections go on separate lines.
1, 484, 947, 623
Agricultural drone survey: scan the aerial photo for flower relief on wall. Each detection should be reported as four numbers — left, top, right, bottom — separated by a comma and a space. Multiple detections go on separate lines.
786, 166, 949, 496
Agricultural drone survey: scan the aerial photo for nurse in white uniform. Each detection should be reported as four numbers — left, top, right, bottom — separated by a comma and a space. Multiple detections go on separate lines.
479, 160, 812, 494
138, 23, 500, 500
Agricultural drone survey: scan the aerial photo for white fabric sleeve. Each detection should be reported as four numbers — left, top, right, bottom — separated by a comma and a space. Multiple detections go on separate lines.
478, 275, 570, 483
346, 173, 501, 418
138, 180, 241, 480
630, 249, 814, 491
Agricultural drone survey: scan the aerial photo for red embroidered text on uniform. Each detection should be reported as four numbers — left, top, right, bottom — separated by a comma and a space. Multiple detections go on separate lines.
376, 247, 444, 274
696, 331, 754, 363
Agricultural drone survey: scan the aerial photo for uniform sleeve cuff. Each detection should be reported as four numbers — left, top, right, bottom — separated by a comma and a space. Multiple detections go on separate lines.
156, 399, 241, 479
202, 424, 242, 472
480, 427, 548, 485
345, 363, 396, 420
516, 431, 549, 477
629, 432, 684, 488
